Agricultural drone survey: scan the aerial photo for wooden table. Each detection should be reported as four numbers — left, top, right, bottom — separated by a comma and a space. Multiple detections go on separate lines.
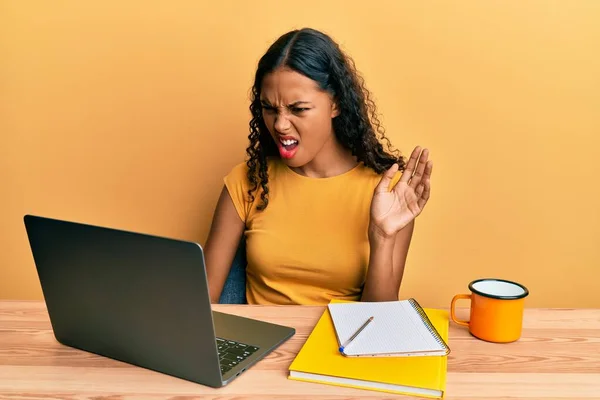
1, 301, 599, 399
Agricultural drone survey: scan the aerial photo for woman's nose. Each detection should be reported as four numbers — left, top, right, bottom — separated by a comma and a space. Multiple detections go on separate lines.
274, 114, 291, 132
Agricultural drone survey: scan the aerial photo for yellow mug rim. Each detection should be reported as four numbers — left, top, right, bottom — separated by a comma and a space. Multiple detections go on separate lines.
468, 278, 529, 300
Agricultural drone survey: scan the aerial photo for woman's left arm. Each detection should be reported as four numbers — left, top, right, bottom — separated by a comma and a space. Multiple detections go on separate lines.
361, 146, 431, 302
361, 221, 414, 302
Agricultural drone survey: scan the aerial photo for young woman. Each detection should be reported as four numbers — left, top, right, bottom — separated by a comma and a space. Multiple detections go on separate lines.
204, 28, 432, 305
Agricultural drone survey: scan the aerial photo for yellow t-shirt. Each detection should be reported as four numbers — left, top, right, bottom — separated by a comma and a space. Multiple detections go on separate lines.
224, 158, 396, 305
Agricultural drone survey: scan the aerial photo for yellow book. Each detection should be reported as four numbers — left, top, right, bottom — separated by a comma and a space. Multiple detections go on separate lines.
288, 300, 449, 398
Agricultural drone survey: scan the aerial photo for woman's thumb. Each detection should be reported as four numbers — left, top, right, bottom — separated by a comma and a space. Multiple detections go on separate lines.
375, 163, 399, 193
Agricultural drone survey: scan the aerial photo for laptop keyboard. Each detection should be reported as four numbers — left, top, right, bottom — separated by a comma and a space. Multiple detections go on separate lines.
216, 337, 259, 375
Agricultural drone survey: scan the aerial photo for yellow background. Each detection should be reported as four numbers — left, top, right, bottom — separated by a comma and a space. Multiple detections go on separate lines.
2, 1, 599, 307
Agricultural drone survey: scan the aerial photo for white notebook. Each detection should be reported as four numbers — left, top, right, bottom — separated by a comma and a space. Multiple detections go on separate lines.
327, 299, 450, 357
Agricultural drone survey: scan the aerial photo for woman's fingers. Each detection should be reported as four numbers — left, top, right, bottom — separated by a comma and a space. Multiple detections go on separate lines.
399, 146, 421, 184
408, 148, 429, 189
417, 171, 432, 209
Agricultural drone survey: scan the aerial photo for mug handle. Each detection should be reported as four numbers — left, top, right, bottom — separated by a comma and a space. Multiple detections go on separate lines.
450, 294, 471, 327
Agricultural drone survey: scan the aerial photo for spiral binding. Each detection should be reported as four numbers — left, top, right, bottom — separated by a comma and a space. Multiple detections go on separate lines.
408, 298, 450, 354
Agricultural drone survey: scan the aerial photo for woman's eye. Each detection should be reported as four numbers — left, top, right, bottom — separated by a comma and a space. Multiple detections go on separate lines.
291, 107, 308, 113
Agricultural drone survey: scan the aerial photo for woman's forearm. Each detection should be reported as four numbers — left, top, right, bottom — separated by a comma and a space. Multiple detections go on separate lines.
360, 225, 402, 302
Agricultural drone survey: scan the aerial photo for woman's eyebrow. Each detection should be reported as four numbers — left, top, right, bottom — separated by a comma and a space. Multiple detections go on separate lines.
260, 100, 312, 107
288, 101, 312, 107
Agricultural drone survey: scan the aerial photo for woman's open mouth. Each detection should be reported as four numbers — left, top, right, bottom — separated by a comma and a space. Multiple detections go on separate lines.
277, 137, 299, 159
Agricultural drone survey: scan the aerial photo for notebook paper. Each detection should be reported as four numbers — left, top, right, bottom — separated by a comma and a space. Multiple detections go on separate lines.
327, 299, 450, 357
288, 302, 449, 398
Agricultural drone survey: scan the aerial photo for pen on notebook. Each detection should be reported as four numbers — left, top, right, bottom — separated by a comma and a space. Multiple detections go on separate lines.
338, 316, 374, 354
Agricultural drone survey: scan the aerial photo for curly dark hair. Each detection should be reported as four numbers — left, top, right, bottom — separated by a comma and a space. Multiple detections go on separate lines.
246, 27, 404, 210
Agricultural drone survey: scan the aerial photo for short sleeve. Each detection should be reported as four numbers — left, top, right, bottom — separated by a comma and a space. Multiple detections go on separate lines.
223, 162, 253, 223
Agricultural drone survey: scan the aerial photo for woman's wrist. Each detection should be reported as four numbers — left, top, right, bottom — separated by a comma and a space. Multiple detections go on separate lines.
368, 222, 396, 245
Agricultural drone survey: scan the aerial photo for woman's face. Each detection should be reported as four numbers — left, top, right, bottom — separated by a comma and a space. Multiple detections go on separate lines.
260, 68, 339, 168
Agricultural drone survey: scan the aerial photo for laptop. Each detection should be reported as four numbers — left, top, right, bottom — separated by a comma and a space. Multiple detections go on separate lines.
23, 214, 295, 387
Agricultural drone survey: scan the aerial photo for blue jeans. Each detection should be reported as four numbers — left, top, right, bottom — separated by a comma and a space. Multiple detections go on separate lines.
218, 238, 247, 304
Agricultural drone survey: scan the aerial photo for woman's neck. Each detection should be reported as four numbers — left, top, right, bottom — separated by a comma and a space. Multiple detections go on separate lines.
289, 135, 358, 178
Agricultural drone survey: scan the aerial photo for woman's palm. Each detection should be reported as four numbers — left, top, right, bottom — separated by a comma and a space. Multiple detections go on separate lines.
370, 147, 433, 237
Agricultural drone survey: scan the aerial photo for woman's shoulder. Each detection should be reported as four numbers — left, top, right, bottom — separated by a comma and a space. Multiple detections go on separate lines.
224, 157, 283, 186
227, 160, 248, 174
224, 161, 249, 187
226, 158, 401, 189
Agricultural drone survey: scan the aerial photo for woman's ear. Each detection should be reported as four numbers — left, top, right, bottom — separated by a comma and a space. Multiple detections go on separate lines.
331, 100, 340, 118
